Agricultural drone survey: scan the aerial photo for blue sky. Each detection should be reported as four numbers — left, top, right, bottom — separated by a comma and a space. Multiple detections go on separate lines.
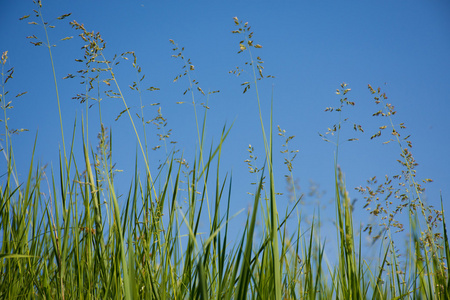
1, 0, 450, 257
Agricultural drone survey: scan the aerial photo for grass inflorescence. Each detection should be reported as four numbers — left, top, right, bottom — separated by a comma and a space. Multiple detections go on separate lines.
0, 3, 449, 299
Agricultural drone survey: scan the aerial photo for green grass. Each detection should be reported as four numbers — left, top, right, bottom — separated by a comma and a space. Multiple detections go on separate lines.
0, 3, 449, 299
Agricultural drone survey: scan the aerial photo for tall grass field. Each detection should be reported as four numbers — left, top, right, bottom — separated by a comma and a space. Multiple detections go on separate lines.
1, 2, 449, 299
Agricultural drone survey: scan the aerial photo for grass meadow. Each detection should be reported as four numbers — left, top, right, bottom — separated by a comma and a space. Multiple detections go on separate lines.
1, 2, 449, 299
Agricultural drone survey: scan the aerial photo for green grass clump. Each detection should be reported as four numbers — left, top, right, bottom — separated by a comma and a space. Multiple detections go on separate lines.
0, 3, 449, 299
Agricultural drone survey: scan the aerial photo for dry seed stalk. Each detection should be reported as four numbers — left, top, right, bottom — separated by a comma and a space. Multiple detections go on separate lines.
357, 85, 442, 249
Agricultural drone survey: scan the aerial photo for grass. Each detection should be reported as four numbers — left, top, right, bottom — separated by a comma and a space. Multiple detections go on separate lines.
1, 2, 449, 299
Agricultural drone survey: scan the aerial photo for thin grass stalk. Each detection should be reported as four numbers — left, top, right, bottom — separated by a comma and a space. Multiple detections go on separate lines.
100, 55, 158, 205
35, 2, 68, 169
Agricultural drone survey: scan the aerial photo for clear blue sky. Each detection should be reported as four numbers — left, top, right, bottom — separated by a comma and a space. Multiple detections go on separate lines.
2, 0, 450, 256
